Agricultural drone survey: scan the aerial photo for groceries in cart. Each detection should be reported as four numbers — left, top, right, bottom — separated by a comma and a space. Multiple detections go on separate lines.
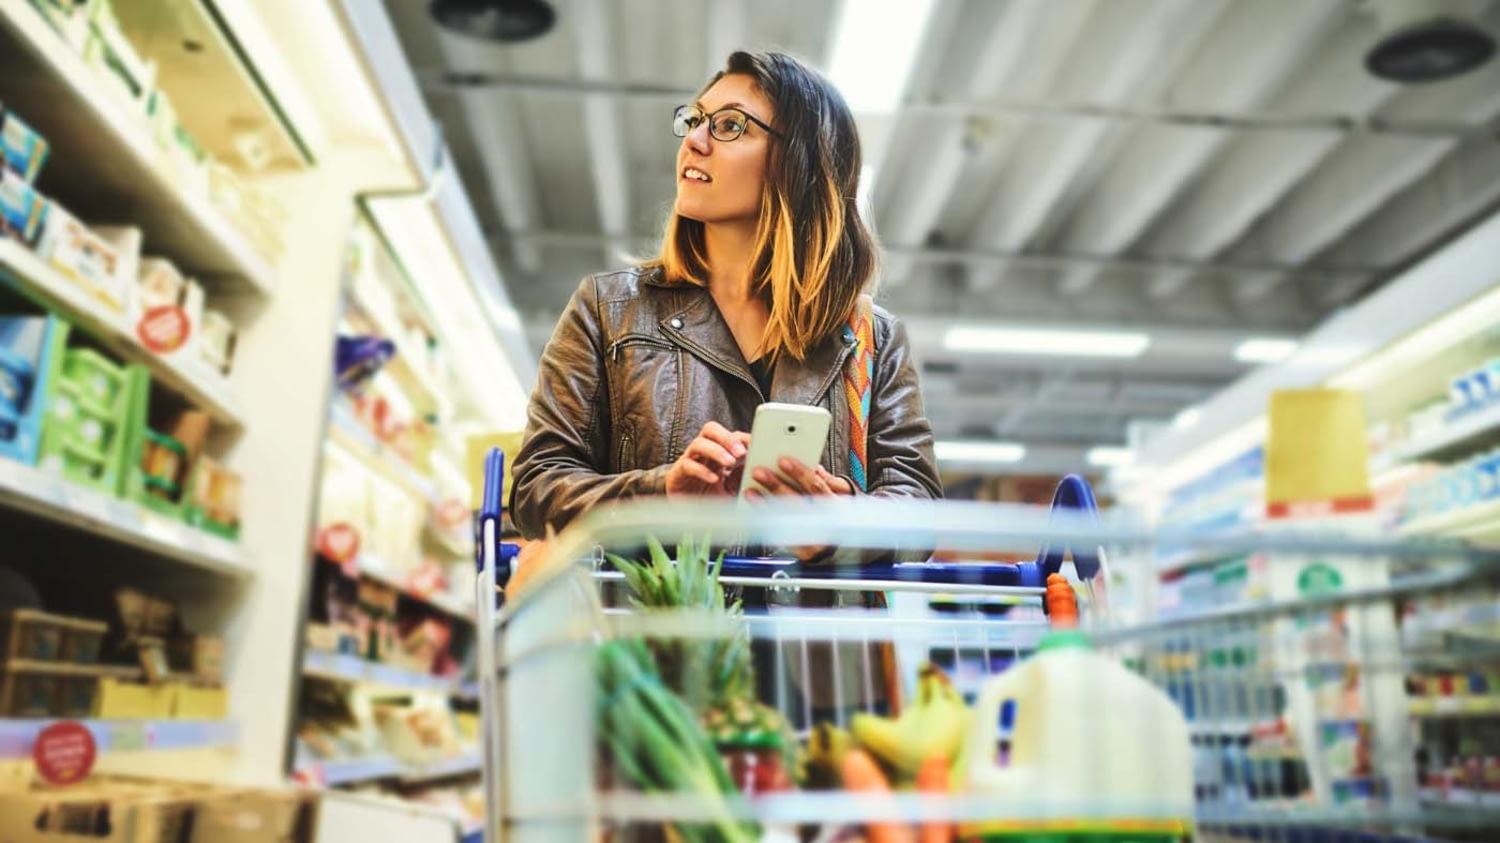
578, 534, 1195, 843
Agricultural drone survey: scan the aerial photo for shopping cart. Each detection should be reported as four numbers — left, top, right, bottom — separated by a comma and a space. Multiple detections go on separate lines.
475, 449, 1500, 843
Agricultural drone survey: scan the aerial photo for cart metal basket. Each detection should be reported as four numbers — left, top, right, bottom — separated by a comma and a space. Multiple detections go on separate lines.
476, 450, 1500, 843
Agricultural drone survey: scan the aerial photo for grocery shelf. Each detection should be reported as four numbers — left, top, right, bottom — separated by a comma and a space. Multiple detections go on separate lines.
424, 519, 473, 558
326, 404, 439, 505
0, 0, 276, 294
352, 555, 475, 625
1157, 547, 1252, 577
1410, 696, 1500, 718
0, 241, 246, 427
0, 456, 250, 578
398, 753, 482, 784
299, 752, 481, 787
0, 718, 238, 759
302, 650, 472, 697
1398, 403, 1500, 464
1397, 498, 1500, 542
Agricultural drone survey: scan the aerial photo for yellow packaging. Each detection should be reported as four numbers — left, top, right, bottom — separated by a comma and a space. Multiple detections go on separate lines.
96, 678, 172, 719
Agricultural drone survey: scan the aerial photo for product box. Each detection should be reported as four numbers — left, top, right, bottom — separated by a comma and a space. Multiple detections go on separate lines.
168, 634, 224, 683
0, 168, 46, 245
191, 789, 318, 843
38, 203, 133, 312
198, 308, 236, 376
130, 257, 203, 364
27, 0, 93, 51
0, 106, 50, 182
0, 313, 65, 465
82, 0, 156, 112
96, 676, 173, 719
169, 682, 227, 720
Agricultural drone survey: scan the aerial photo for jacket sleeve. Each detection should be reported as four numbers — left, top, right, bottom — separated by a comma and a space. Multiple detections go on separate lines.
509, 277, 669, 539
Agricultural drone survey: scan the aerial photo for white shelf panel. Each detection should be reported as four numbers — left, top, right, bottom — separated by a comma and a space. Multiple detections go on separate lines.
1398, 403, 1500, 464
0, 0, 276, 293
299, 751, 480, 787
1398, 498, 1500, 542
0, 718, 237, 759
0, 241, 245, 427
0, 456, 249, 577
302, 650, 472, 697
326, 404, 438, 505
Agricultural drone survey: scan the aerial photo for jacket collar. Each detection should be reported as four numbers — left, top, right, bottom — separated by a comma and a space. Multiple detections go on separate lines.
655, 282, 853, 405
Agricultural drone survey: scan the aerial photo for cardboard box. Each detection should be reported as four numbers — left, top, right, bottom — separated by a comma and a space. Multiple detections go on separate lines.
192, 790, 317, 843
95, 677, 172, 719
169, 683, 227, 720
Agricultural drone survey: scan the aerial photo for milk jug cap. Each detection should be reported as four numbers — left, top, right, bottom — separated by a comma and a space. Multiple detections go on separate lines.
1036, 630, 1092, 653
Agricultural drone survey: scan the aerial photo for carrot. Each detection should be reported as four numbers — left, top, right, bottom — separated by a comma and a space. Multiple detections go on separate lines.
915, 756, 954, 843
841, 748, 917, 843
1045, 573, 1078, 629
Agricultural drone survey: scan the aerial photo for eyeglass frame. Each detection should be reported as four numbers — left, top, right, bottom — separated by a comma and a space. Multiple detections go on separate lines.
671, 103, 782, 142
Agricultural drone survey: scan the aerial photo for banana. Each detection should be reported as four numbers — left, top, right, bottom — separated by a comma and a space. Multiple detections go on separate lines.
802, 721, 856, 789
851, 664, 970, 781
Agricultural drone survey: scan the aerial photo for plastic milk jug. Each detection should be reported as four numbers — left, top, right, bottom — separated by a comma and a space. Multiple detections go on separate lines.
955, 631, 1195, 841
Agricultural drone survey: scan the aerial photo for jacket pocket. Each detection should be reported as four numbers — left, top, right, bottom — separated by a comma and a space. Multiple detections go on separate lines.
607, 333, 676, 360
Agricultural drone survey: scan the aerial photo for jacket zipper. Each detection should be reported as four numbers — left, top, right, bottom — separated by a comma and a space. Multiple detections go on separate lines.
617, 429, 633, 473
608, 334, 676, 362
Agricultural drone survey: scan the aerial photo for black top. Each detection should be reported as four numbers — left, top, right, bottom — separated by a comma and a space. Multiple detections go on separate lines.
748, 357, 775, 398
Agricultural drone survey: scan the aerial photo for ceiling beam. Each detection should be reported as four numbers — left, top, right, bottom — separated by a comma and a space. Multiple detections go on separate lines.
967, 0, 1228, 260
1233, 35, 1500, 303
1142, 21, 1399, 300
876, 0, 1085, 286
572, 0, 630, 268
1051, 0, 1351, 296
1315, 135, 1500, 307
441, 37, 545, 273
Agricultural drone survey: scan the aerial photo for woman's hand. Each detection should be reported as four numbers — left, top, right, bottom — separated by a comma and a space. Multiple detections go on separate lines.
745, 458, 854, 499
745, 458, 854, 562
665, 421, 751, 497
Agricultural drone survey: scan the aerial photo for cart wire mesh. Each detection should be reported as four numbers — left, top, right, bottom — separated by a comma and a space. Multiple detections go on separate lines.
477, 486, 1500, 843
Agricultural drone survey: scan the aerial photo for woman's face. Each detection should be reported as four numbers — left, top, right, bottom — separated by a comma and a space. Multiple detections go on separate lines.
674, 73, 775, 227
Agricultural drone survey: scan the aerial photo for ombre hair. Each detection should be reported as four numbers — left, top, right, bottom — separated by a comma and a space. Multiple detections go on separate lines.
645, 50, 878, 363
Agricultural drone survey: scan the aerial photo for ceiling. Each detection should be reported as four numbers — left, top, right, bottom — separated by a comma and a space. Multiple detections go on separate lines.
380, 0, 1500, 472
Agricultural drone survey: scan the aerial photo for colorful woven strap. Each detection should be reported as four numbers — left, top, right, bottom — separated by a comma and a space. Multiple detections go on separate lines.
842, 296, 875, 492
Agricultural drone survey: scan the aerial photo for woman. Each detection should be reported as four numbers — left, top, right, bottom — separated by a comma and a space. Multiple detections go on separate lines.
510, 50, 942, 553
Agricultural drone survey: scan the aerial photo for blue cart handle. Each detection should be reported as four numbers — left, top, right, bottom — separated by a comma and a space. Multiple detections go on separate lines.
477, 448, 516, 588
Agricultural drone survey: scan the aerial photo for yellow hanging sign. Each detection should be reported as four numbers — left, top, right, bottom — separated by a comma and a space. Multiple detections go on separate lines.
1264, 389, 1373, 519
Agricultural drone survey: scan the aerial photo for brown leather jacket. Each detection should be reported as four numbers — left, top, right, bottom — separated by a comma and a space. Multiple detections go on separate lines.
509, 266, 943, 540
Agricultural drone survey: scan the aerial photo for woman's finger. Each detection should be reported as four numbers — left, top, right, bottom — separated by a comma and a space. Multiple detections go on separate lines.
777, 457, 826, 495
685, 437, 738, 471
816, 467, 855, 496
751, 467, 795, 496
676, 458, 721, 486
697, 422, 749, 459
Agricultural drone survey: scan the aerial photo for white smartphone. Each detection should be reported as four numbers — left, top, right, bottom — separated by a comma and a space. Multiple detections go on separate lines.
738, 402, 833, 499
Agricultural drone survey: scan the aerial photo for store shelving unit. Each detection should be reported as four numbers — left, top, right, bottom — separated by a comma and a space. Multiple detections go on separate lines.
302, 651, 473, 699
0, 0, 277, 293
0, 718, 238, 758
0, 241, 244, 426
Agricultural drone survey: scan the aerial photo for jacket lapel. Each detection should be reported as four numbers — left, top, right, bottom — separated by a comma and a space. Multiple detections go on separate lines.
654, 281, 854, 406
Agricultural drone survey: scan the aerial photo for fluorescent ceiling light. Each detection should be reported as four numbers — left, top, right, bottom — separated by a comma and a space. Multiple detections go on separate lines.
1086, 446, 1134, 468
827, 0, 938, 113
1172, 407, 1201, 430
1234, 338, 1300, 364
943, 326, 1151, 358
934, 440, 1027, 464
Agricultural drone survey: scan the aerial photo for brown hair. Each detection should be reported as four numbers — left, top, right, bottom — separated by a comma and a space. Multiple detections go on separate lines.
645, 50, 878, 362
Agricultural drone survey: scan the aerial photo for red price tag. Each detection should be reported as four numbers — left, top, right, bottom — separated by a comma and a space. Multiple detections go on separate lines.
137, 305, 191, 354
33, 721, 97, 786
317, 522, 361, 566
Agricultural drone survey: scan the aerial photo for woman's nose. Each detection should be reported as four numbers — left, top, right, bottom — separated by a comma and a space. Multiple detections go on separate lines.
684, 120, 712, 154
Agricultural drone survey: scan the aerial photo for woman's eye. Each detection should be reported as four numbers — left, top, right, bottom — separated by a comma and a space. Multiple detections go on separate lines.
717, 115, 747, 134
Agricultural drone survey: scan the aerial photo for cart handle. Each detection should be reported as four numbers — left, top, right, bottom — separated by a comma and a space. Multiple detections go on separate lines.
477, 448, 515, 587
1033, 474, 1103, 581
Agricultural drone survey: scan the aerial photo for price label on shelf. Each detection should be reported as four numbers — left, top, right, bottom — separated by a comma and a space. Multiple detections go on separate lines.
32, 722, 96, 786
110, 722, 148, 753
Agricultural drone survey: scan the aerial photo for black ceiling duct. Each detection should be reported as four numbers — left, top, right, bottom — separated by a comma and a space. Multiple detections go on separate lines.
429, 0, 557, 43
1365, 13, 1496, 83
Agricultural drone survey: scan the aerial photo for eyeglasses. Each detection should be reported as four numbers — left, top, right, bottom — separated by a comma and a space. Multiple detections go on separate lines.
672, 104, 780, 142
